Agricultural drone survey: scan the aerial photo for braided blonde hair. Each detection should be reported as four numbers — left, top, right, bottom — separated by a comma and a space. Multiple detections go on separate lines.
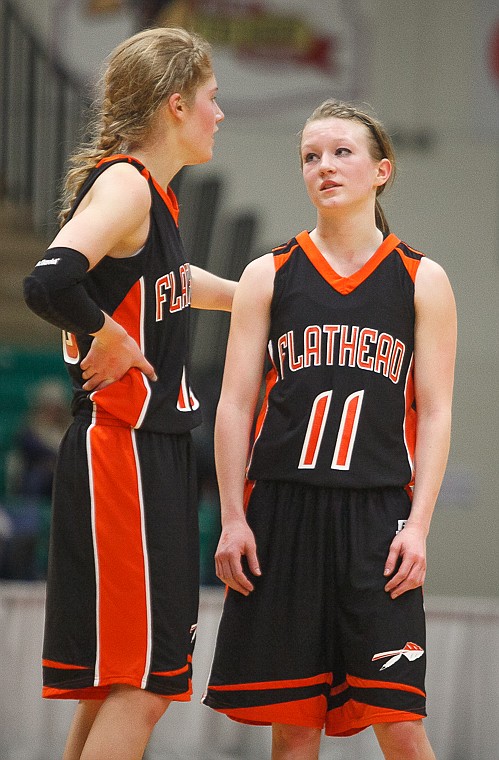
59, 27, 213, 225
301, 100, 396, 236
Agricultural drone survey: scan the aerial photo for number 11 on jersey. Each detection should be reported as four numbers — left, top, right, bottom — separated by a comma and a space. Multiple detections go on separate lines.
298, 390, 364, 470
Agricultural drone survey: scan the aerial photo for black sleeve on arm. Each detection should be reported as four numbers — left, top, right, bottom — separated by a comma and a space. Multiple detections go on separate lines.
23, 247, 106, 335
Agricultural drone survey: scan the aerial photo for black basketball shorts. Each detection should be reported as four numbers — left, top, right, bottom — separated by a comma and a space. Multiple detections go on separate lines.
203, 480, 427, 736
42, 415, 199, 701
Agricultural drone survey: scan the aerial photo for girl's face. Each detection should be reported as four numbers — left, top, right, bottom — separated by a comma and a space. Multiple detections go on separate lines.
300, 117, 391, 216
181, 74, 224, 164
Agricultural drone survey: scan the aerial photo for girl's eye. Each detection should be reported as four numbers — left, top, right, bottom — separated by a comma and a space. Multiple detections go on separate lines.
303, 153, 318, 163
336, 147, 351, 156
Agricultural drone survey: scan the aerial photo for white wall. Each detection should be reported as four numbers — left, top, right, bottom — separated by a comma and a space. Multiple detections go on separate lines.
13, 0, 499, 598
13, 0, 134, 81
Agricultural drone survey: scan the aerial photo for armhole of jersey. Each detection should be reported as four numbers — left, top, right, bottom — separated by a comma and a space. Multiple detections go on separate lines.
66, 155, 151, 224
150, 177, 179, 226
97, 155, 179, 226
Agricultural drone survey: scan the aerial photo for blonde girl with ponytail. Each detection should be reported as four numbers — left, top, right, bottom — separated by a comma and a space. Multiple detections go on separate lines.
24, 27, 233, 760
59, 26, 216, 224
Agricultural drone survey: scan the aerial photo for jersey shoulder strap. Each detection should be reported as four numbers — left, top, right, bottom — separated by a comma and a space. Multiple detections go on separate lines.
66, 154, 179, 225
271, 233, 304, 272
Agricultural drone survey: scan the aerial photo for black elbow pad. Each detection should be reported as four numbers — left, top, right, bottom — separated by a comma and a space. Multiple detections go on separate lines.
23, 247, 105, 335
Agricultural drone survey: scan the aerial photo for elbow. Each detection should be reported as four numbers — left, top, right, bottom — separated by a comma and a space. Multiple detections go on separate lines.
23, 275, 67, 330
417, 406, 453, 447
23, 275, 49, 318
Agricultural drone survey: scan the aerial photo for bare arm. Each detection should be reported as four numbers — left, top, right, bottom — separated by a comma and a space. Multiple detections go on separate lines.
190, 265, 236, 311
214, 254, 275, 595
384, 257, 457, 598
48, 164, 156, 391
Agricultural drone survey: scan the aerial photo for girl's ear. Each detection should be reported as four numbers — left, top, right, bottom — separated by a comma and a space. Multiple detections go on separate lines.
375, 158, 392, 187
167, 92, 184, 121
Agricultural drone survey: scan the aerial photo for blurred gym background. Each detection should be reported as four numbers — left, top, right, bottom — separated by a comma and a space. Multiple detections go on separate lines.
0, 1, 497, 758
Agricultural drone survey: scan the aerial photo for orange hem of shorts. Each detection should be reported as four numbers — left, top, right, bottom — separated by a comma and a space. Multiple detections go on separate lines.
326, 702, 425, 737
212, 695, 327, 729
43, 682, 192, 702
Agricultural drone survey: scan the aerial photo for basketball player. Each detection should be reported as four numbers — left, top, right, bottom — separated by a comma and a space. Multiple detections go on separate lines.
23, 27, 233, 760
202, 101, 457, 760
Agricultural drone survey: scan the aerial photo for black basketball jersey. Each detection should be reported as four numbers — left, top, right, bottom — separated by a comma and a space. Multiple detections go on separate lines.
61, 155, 201, 434
247, 230, 424, 489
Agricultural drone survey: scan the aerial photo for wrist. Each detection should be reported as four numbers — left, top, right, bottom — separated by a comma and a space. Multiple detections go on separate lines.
91, 314, 127, 342
221, 508, 247, 528
404, 519, 430, 537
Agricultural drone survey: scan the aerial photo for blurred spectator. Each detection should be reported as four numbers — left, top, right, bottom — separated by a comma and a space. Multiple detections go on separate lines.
1, 378, 70, 580
0, 508, 13, 571
6, 378, 70, 502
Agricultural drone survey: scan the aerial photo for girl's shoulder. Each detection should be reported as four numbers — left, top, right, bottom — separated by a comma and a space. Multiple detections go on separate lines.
237, 253, 275, 307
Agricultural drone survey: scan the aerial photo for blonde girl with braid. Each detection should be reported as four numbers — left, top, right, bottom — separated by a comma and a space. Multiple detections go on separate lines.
24, 26, 233, 760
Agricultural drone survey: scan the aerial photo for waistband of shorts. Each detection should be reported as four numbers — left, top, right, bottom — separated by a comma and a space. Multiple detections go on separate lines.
74, 407, 132, 428
253, 479, 410, 496
73, 407, 194, 439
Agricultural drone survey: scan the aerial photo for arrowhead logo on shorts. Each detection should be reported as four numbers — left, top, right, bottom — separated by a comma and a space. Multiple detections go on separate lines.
372, 641, 424, 671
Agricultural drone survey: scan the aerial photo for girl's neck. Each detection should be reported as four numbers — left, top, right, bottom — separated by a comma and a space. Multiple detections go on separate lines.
130, 146, 182, 191
310, 216, 384, 276
130, 120, 185, 189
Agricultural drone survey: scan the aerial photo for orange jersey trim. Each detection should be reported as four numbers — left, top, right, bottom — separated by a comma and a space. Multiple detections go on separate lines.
90, 369, 150, 429
296, 230, 401, 295
273, 243, 299, 272
395, 245, 423, 282
112, 278, 143, 345
89, 280, 151, 428
151, 177, 179, 225
243, 478, 256, 511
246, 363, 278, 474
403, 353, 416, 484
252, 365, 278, 443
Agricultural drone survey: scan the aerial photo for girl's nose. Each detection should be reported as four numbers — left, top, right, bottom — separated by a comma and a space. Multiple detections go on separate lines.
319, 159, 336, 175
318, 152, 336, 174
